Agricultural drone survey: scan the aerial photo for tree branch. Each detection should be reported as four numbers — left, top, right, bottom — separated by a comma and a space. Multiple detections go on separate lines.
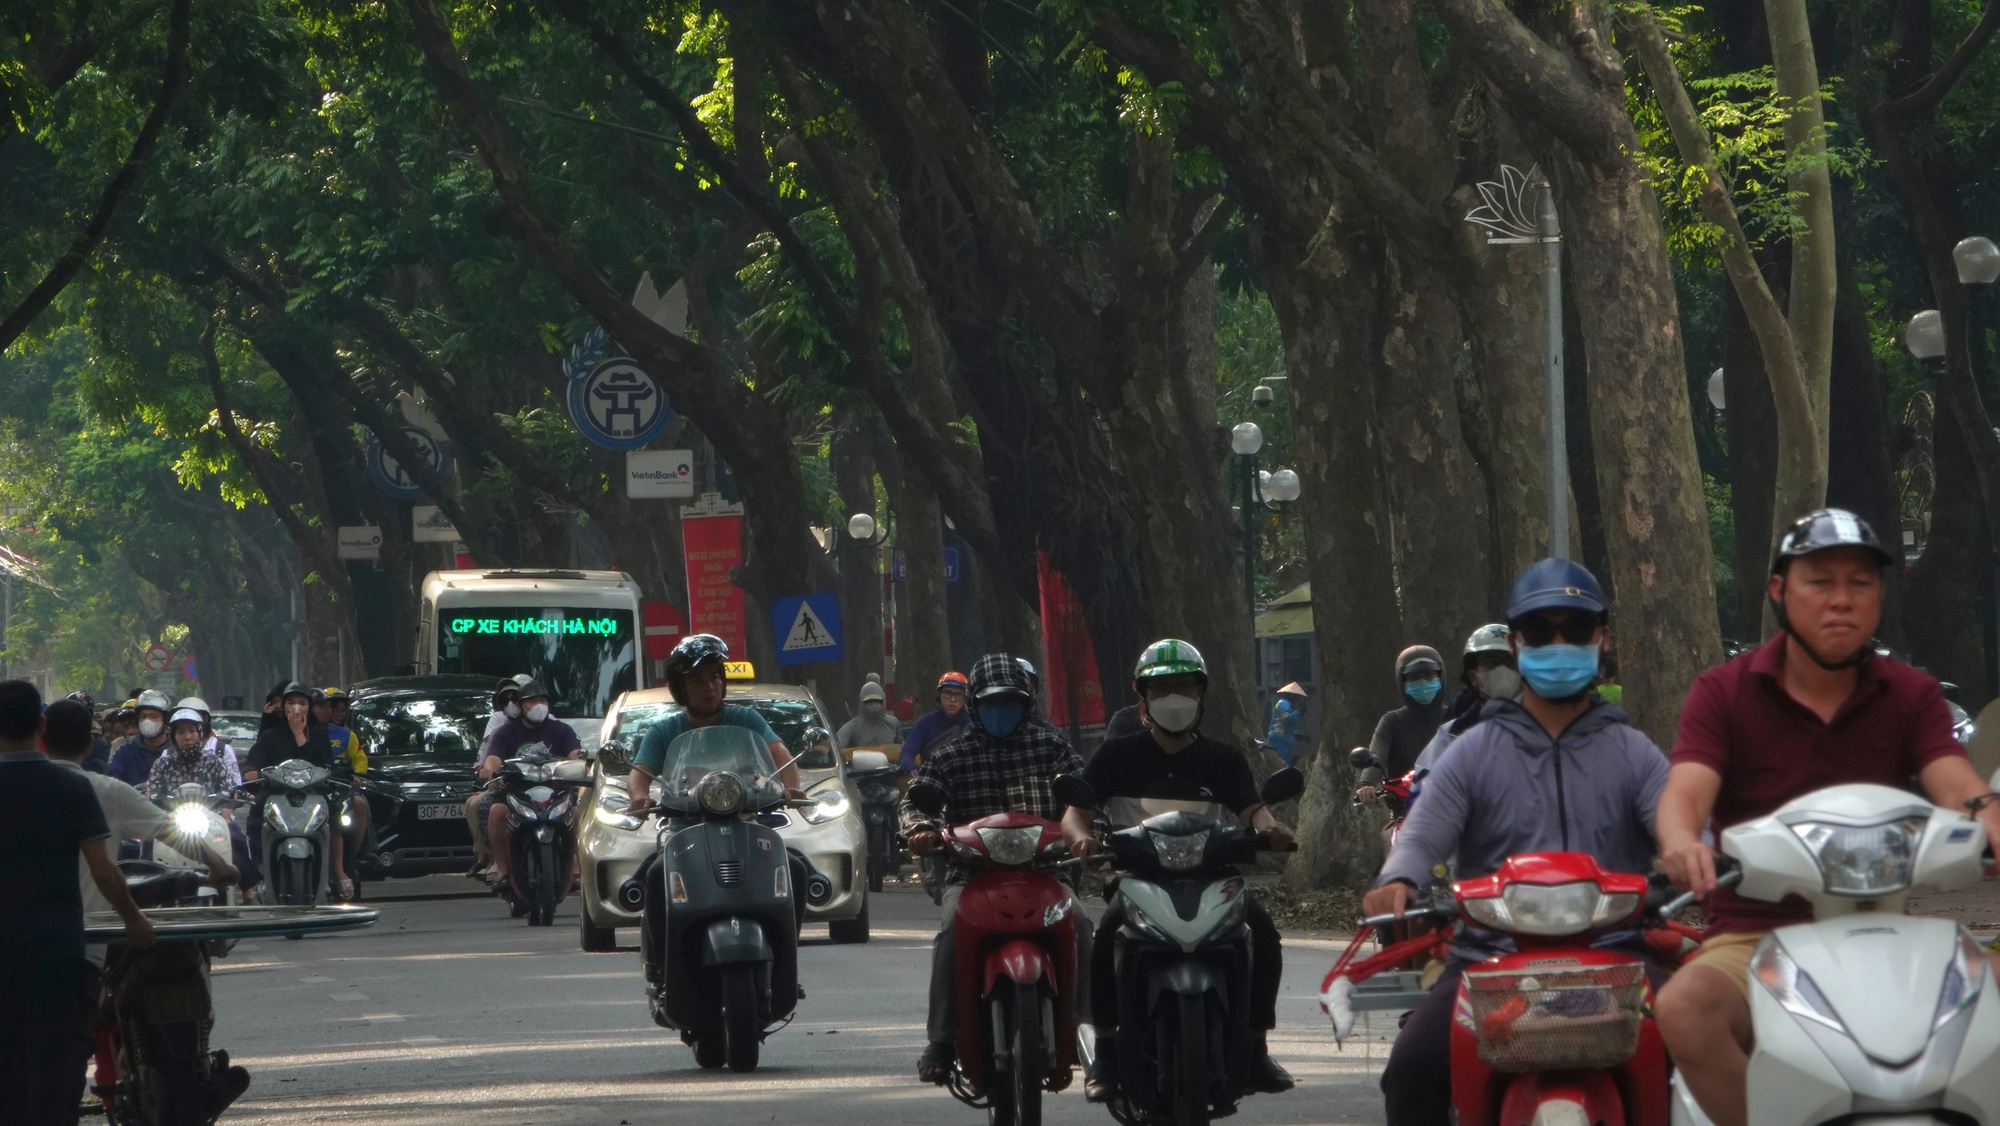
1885, 0, 2000, 122
1423, 0, 1632, 168
0, 0, 190, 351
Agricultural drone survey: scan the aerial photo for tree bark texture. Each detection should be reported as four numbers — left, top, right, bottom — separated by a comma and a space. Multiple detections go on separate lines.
1723, 283, 1779, 642
1906, 397, 1989, 705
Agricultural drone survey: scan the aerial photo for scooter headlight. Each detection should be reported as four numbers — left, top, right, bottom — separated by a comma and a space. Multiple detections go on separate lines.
1752, 938, 1847, 1031
1790, 815, 1927, 897
303, 802, 329, 834
1150, 829, 1210, 872
976, 825, 1043, 867
801, 787, 851, 825
263, 801, 286, 830
1124, 902, 1173, 946
1936, 930, 1990, 1029
698, 771, 745, 816
1460, 881, 1636, 937
171, 804, 212, 838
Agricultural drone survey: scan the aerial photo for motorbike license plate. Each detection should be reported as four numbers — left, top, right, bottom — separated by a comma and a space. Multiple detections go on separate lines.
418, 804, 460, 821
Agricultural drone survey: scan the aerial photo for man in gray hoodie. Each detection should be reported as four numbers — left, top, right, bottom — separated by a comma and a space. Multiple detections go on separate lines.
1362, 558, 1669, 1126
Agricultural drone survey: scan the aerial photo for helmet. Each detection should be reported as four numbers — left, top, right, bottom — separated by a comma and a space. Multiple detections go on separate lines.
667, 634, 730, 681
1016, 658, 1040, 690
280, 681, 312, 701
135, 689, 173, 714
167, 708, 205, 728
515, 679, 551, 702
936, 671, 969, 694
493, 678, 521, 707
65, 691, 94, 711
322, 686, 348, 701
1772, 508, 1893, 573
307, 687, 328, 705
1505, 558, 1607, 621
1132, 639, 1208, 686
1395, 645, 1444, 682
1462, 623, 1511, 671
174, 696, 211, 719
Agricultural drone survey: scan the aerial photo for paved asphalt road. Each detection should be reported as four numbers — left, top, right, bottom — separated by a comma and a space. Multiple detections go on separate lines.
208, 876, 1399, 1125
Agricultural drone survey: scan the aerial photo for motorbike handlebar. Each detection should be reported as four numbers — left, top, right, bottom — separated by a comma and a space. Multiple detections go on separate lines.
1359, 905, 1455, 928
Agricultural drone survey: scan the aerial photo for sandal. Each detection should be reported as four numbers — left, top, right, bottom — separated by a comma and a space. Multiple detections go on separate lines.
333, 878, 356, 901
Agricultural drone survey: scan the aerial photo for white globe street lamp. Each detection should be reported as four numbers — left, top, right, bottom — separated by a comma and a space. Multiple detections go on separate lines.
846, 513, 877, 541
1266, 469, 1302, 503
1707, 367, 1726, 411
1230, 421, 1264, 456
1906, 310, 1947, 361
1956, 237, 2000, 286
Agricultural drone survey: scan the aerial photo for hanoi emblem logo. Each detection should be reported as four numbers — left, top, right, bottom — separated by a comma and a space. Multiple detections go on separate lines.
563, 327, 675, 450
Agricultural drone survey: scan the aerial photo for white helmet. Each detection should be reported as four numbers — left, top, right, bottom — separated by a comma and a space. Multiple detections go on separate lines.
175, 696, 210, 718
135, 689, 173, 713
1464, 623, 1510, 658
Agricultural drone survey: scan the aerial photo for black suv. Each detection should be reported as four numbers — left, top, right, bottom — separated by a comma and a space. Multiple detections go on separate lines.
345, 675, 495, 880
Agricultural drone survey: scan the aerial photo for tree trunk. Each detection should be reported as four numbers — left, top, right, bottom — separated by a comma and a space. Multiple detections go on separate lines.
1906, 398, 1989, 704
1252, 216, 1406, 890
1723, 283, 1779, 642
1546, 147, 1724, 744
1764, 0, 1837, 449
1828, 260, 1908, 649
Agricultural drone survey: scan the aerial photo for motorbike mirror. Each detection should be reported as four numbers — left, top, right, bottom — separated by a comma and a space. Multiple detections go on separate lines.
1052, 773, 1097, 810
1347, 746, 1374, 770
907, 780, 948, 818
1260, 766, 1305, 806
597, 740, 630, 773
850, 750, 890, 772
796, 727, 836, 770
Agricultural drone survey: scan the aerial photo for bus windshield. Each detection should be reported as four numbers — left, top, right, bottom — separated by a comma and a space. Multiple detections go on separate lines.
436, 606, 636, 718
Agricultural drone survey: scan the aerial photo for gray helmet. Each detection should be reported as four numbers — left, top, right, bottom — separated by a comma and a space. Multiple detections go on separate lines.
1463, 624, 1510, 661
135, 689, 173, 714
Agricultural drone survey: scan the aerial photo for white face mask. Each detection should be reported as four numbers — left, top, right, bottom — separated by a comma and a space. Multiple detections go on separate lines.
503, 702, 520, 719
1147, 694, 1201, 735
525, 703, 549, 724
139, 718, 164, 739
1477, 665, 1521, 700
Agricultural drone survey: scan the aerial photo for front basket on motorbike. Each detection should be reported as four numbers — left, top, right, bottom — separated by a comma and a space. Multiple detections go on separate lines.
1462, 960, 1644, 1073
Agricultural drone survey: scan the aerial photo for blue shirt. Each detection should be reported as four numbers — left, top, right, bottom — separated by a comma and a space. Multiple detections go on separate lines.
1266, 699, 1301, 761
107, 735, 169, 788
898, 708, 970, 772
634, 705, 780, 775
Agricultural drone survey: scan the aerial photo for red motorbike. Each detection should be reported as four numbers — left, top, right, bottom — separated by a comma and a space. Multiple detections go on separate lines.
1349, 749, 1433, 972
909, 784, 1081, 1126
1322, 852, 1700, 1126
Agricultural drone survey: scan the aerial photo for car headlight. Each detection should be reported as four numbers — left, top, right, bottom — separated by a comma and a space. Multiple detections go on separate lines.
1937, 930, 1990, 1029
594, 801, 644, 831
698, 772, 745, 816
802, 788, 851, 825
171, 804, 212, 838
1790, 815, 1926, 896
975, 825, 1043, 866
1150, 829, 1209, 872
1752, 938, 1847, 1031
1460, 881, 1636, 937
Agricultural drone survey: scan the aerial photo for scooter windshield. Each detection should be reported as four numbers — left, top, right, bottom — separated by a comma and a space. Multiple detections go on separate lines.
655, 726, 785, 813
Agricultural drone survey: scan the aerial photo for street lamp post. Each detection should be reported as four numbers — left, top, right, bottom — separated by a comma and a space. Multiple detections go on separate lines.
1466, 164, 1568, 557
1956, 237, 2000, 416
1232, 422, 1264, 618
1905, 310, 1996, 698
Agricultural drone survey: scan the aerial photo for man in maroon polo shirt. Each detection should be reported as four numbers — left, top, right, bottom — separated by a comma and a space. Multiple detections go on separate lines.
1653, 508, 2000, 1126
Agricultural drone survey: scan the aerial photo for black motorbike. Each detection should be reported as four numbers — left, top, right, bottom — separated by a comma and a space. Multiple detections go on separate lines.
848, 750, 902, 893
1055, 768, 1303, 1126
94, 862, 250, 1126
622, 725, 803, 1072
498, 746, 591, 927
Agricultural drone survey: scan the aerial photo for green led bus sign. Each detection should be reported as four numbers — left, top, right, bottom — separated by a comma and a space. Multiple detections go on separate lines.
450, 616, 622, 637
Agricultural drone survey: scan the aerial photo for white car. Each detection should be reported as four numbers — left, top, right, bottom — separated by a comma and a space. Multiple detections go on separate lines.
576, 682, 871, 951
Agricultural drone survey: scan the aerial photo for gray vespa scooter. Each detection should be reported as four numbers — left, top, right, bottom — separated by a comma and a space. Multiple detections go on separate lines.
625, 725, 802, 1072
253, 758, 343, 929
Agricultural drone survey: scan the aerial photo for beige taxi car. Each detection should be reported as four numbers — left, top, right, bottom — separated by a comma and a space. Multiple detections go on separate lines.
576, 676, 871, 951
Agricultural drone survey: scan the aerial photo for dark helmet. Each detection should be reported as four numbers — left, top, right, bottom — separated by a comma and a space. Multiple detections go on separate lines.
665, 634, 730, 702
280, 681, 312, 701
65, 690, 94, 712
514, 678, 551, 702
1505, 558, 1608, 622
493, 678, 521, 707
1771, 508, 1894, 574
308, 687, 328, 705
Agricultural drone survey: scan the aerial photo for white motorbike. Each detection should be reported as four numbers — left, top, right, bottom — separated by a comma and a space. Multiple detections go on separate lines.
1671, 782, 2000, 1125
152, 782, 242, 907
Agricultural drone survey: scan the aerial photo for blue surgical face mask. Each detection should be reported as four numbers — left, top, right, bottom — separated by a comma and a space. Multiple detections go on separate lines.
1516, 643, 1601, 701
1404, 676, 1442, 705
977, 704, 1025, 739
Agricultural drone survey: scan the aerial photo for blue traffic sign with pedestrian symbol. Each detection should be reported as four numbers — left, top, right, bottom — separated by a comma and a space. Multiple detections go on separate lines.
563, 327, 674, 450
770, 594, 843, 667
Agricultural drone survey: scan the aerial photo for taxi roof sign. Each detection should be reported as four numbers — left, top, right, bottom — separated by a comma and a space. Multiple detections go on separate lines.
724, 661, 757, 681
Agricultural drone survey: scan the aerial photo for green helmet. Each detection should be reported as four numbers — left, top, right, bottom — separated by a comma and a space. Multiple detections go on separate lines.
1132, 639, 1208, 686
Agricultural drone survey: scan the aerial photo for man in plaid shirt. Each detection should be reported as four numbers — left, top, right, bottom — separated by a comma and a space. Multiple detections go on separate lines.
902, 652, 1093, 1084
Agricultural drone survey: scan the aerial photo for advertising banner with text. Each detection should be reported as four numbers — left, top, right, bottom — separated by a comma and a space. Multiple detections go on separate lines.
682, 514, 747, 657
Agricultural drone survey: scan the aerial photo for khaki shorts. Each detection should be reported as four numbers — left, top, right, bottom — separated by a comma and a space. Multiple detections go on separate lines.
1685, 930, 1765, 999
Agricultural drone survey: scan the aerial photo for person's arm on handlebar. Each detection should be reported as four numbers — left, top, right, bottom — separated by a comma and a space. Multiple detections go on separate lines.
1061, 805, 1099, 858
1362, 745, 1473, 918
1657, 761, 1723, 896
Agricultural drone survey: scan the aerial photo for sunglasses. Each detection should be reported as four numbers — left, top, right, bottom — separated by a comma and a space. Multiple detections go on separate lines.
1513, 616, 1602, 647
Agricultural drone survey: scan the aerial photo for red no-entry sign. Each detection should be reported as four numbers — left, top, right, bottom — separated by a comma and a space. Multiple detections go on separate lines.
641, 600, 686, 661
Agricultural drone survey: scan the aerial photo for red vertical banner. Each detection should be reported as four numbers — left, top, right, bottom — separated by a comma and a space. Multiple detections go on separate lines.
682, 514, 747, 657
1036, 551, 1106, 728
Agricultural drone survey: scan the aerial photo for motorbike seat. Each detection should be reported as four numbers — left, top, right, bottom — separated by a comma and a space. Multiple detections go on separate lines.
126, 868, 203, 908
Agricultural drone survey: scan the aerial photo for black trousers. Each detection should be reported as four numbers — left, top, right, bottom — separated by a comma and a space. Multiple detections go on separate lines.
1381, 955, 1669, 1126
0, 957, 94, 1126
1091, 895, 1283, 1033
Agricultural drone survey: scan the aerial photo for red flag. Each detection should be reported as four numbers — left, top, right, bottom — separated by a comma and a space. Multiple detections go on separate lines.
1036, 552, 1106, 728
